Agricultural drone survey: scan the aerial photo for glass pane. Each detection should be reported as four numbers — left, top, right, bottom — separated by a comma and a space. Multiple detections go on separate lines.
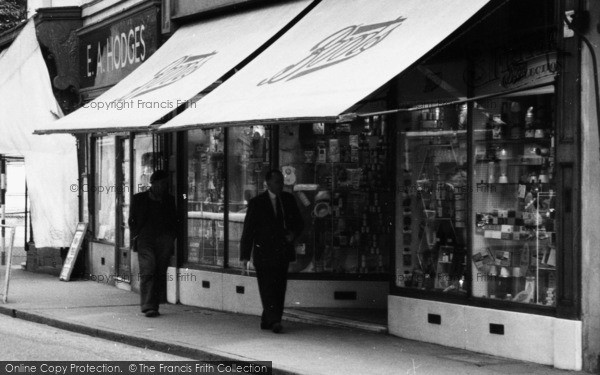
82, 136, 90, 223
227, 126, 270, 270
471, 95, 556, 306
279, 121, 392, 274
94, 136, 116, 243
118, 137, 131, 249
187, 129, 225, 266
133, 134, 155, 194
396, 105, 468, 293
117, 137, 131, 277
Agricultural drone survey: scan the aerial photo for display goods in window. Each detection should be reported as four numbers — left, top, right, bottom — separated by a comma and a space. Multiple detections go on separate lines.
279, 119, 392, 275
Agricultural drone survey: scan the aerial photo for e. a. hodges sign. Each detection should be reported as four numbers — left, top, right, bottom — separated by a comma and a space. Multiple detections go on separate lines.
79, 7, 159, 89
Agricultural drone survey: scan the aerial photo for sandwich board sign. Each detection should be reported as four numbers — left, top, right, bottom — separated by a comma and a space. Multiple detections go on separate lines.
59, 222, 88, 281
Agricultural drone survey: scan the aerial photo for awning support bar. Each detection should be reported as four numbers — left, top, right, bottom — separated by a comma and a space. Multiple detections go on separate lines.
341, 82, 555, 121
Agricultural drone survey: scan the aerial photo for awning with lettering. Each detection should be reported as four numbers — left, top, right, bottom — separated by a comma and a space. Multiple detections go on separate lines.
34, 0, 313, 134
159, 0, 491, 130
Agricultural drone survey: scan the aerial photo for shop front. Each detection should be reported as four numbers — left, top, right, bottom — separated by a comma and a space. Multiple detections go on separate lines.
45, 1, 164, 290
34, 0, 591, 369
159, 0, 582, 370
37, 0, 319, 295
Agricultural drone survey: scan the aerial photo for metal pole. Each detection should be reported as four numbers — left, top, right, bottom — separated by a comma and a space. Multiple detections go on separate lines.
1, 156, 6, 266
24, 180, 27, 250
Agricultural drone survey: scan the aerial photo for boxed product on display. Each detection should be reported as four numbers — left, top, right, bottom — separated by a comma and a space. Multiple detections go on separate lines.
280, 119, 392, 274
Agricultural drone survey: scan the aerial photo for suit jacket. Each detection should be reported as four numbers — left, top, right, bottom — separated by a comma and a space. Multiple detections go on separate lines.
240, 190, 304, 267
128, 191, 178, 243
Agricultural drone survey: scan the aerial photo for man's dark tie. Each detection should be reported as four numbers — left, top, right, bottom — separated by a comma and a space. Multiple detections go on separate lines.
275, 196, 284, 228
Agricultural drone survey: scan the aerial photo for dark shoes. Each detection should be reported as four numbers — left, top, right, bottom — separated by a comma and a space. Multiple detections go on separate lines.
260, 322, 283, 333
271, 322, 283, 333
144, 310, 160, 317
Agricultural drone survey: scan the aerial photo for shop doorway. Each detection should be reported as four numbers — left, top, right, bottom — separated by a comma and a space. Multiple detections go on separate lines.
284, 307, 387, 333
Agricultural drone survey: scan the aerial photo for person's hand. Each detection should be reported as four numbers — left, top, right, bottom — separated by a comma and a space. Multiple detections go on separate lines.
284, 230, 294, 243
241, 260, 250, 275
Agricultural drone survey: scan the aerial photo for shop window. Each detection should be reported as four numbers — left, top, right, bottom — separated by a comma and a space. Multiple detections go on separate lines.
279, 121, 392, 274
396, 106, 468, 293
133, 134, 155, 194
395, 95, 557, 307
94, 136, 116, 243
116, 136, 131, 278
187, 129, 226, 266
471, 95, 556, 306
117, 137, 131, 249
227, 126, 271, 270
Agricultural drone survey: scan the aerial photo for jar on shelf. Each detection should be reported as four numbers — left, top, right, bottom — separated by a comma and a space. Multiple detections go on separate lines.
525, 106, 535, 138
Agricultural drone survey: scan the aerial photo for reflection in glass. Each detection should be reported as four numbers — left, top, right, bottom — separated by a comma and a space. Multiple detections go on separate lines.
280, 121, 392, 274
228, 126, 270, 269
187, 129, 226, 266
94, 136, 116, 243
396, 106, 468, 293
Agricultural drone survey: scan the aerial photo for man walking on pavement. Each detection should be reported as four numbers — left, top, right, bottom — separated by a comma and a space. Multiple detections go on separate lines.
129, 170, 177, 317
240, 169, 304, 333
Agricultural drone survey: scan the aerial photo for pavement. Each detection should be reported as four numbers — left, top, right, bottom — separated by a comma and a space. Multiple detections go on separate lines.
0, 267, 589, 375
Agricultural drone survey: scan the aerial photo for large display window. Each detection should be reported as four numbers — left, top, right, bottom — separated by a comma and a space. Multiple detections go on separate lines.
278, 121, 393, 275
394, 93, 557, 307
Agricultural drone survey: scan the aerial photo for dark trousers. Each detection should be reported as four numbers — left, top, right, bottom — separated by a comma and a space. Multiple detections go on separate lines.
255, 263, 289, 326
137, 234, 174, 312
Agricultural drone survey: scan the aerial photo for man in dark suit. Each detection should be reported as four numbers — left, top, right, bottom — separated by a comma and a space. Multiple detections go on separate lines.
240, 169, 304, 333
128, 170, 177, 317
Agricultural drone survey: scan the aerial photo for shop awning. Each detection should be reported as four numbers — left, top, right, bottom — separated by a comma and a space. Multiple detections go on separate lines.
0, 19, 78, 247
159, 0, 491, 130
34, 0, 313, 134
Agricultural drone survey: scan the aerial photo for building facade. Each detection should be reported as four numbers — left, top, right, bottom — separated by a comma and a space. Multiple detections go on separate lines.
32, 0, 600, 372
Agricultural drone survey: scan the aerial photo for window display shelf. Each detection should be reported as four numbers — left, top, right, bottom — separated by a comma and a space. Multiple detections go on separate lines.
475, 138, 551, 145
402, 130, 467, 138
475, 159, 549, 167
474, 183, 554, 189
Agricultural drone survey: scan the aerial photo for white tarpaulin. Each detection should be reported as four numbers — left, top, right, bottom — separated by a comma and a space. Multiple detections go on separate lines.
160, 0, 490, 129
0, 20, 78, 247
36, 0, 313, 134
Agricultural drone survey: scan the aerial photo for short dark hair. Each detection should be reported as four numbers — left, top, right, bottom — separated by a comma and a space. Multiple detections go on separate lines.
265, 169, 283, 181
150, 170, 168, 183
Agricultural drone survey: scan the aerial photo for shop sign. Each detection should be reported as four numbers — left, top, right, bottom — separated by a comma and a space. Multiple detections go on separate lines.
468, 33, 559, 95
258, 16, 406, 85
498, 52, 557, 89
79, 7, 159, 89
